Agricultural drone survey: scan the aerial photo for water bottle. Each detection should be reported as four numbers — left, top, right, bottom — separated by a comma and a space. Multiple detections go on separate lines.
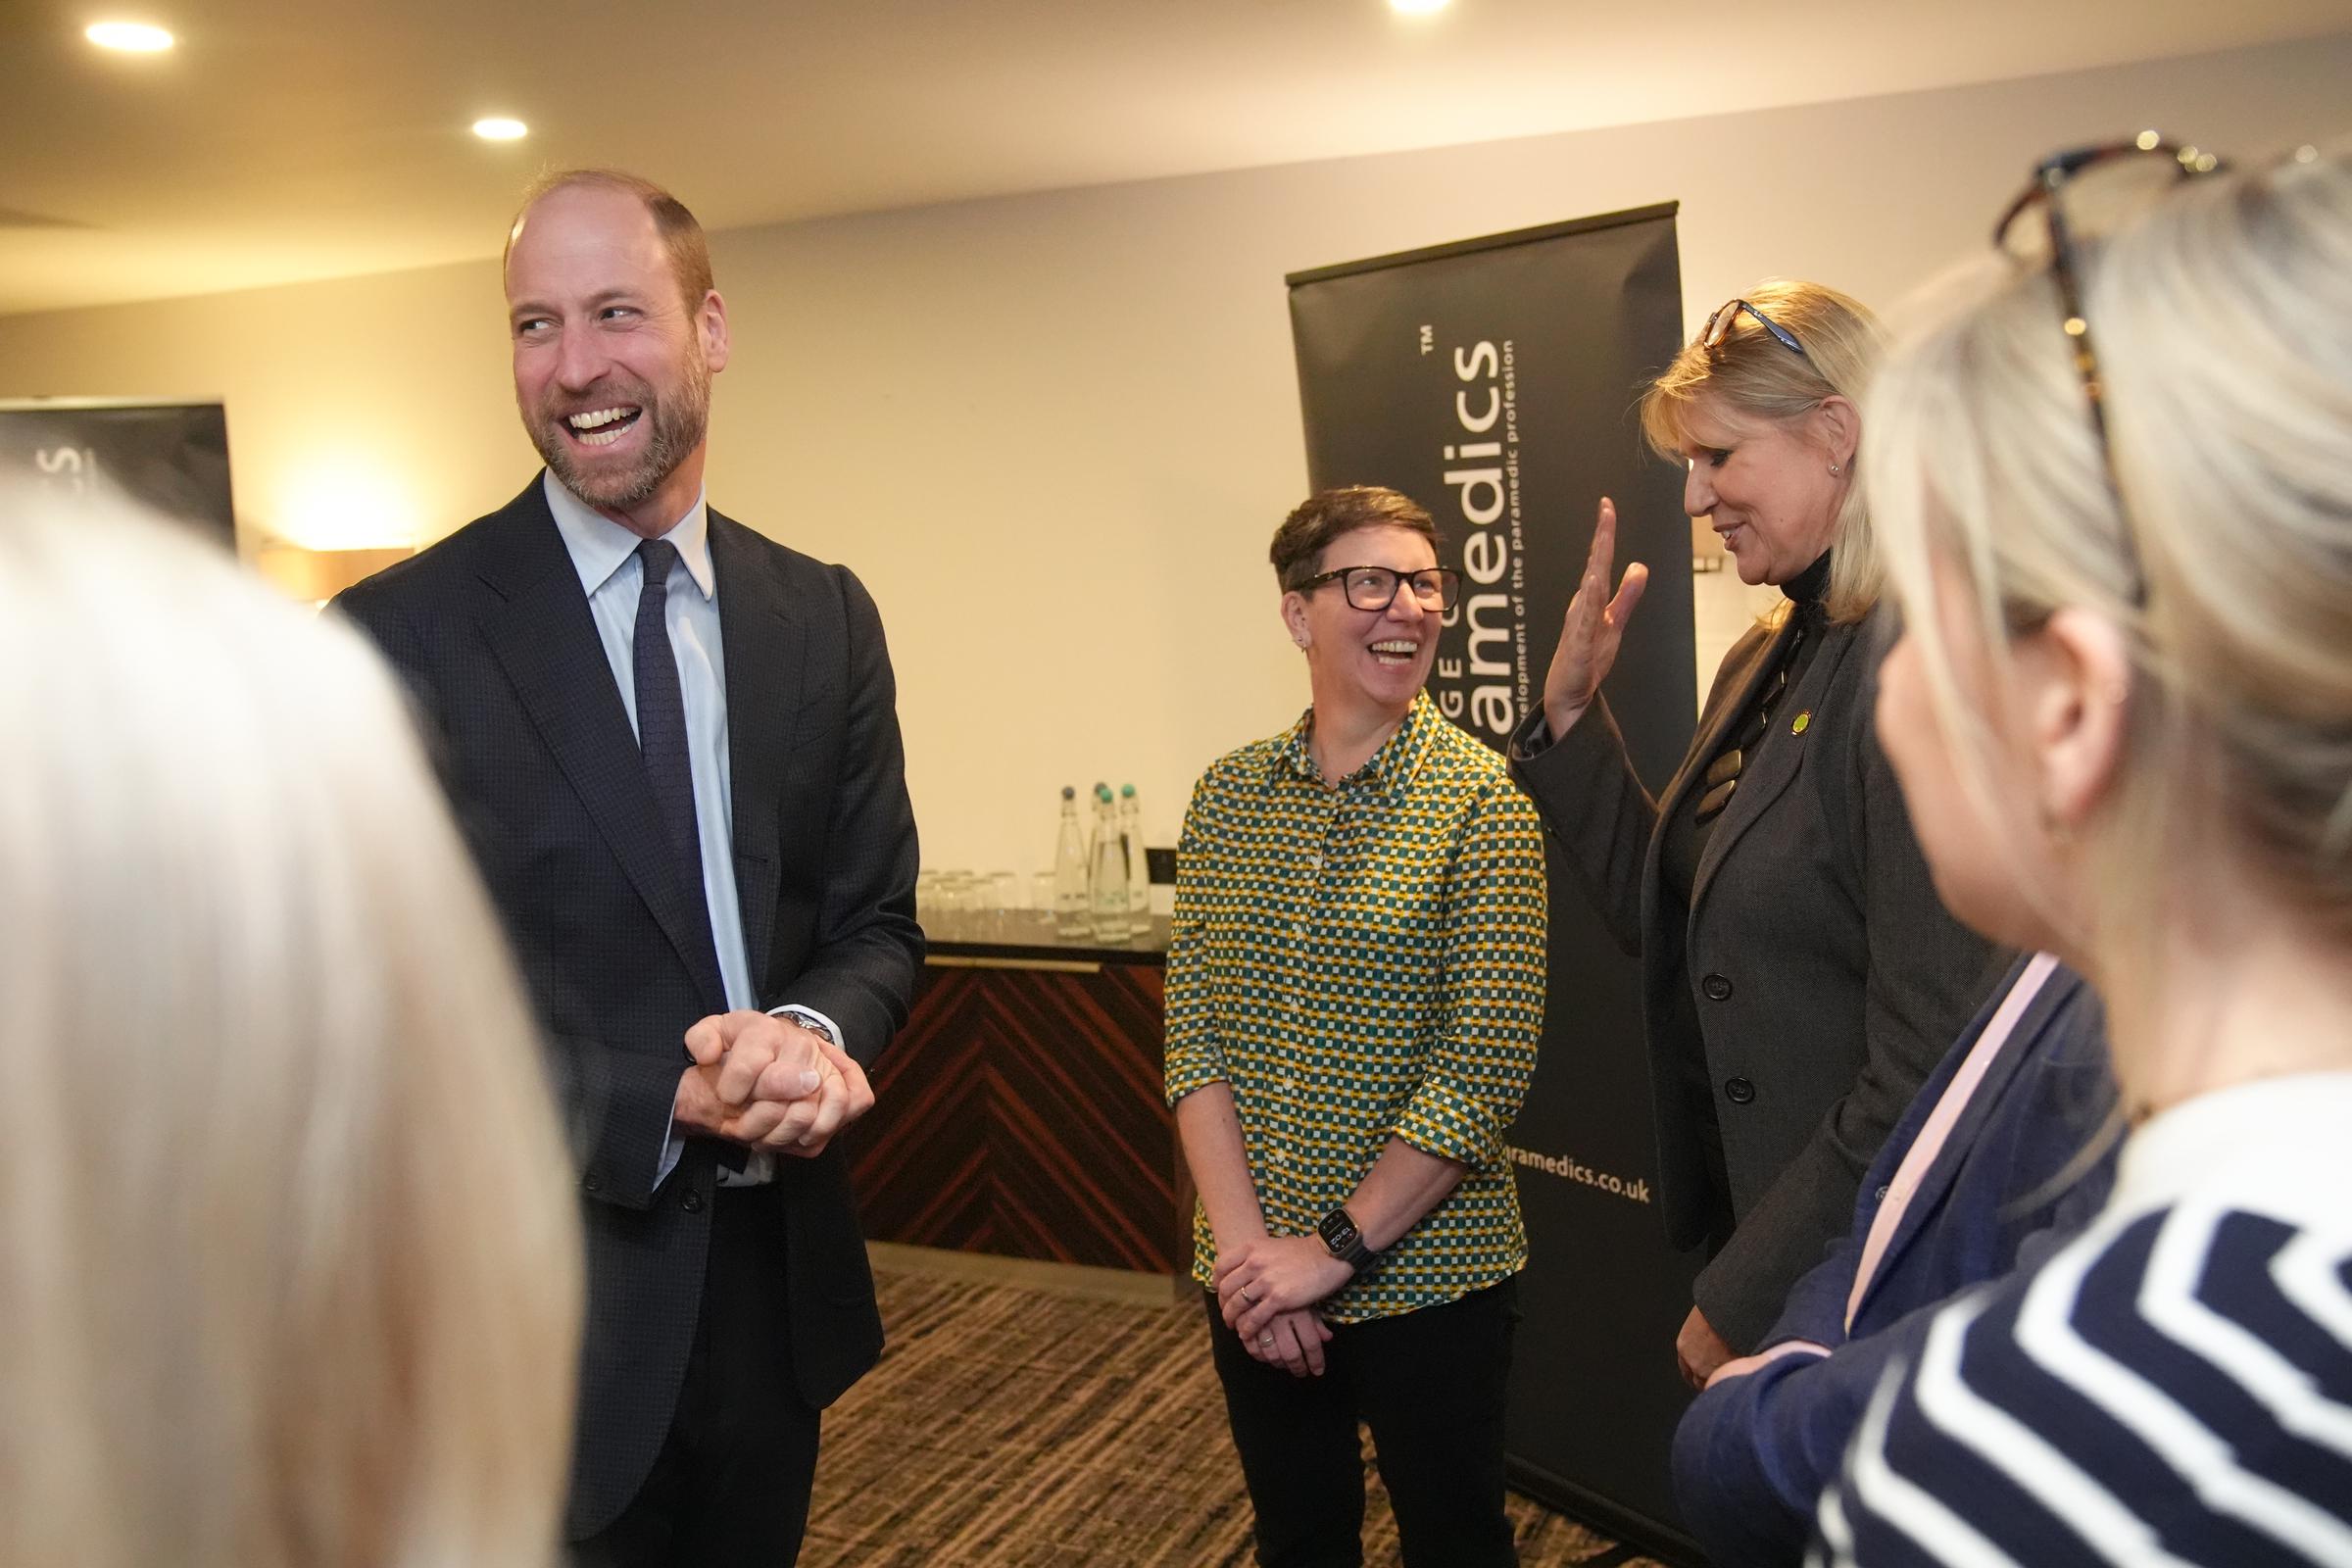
1089, 783, 1130, 942
1119, 784, 1150, 935
1054, 786, 1090, 938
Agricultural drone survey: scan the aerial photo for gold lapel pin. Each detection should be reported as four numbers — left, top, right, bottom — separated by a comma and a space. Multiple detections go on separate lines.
1791, 710, 1812, 735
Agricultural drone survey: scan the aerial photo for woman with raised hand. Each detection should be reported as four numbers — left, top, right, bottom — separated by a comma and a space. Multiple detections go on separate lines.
1511, 281, 2003, 1385
1167, 485, 1547, 1568
0, 489, 582, 1568
1813, 135, 2352, 1564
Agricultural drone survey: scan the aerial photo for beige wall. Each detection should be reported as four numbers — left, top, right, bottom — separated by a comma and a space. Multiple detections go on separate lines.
4, 34, 2346, 879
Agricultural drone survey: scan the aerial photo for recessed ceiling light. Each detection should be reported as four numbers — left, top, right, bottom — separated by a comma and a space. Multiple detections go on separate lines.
472, 117, 529, 141
85, 21, 174, 51
1391, 0, 1450, 13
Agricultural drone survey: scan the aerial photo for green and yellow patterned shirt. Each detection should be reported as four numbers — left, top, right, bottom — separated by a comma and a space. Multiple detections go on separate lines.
1164, 690, 1547, 1321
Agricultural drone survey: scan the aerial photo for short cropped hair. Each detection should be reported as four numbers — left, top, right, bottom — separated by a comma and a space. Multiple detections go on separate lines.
1270, 485, 1444, 592
506, 167, 715, 318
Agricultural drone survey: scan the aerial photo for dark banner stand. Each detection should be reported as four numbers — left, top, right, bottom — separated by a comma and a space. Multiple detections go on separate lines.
1288, 207, 1704, 1565
0, 398, 236, 549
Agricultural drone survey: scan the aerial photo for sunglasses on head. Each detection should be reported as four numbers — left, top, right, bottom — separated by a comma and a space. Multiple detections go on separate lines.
1699, 298, 1806, 357
1991, 131, 2227, 607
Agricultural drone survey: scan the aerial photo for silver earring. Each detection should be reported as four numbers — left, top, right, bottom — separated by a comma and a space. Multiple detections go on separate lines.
1829, 463, 1844, 476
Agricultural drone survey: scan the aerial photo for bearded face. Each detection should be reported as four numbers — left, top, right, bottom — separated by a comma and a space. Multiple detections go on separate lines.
520, 332, 711, 513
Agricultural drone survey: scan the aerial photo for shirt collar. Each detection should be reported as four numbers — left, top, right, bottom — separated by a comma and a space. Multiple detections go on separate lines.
541, 469, 714, 603
2109, 1069, 2352, 1223
1268, 689, 1440, 803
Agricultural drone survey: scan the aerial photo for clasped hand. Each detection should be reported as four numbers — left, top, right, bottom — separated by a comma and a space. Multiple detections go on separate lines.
1212, 1235, 1352, 1376
671, 1010, 875, 1158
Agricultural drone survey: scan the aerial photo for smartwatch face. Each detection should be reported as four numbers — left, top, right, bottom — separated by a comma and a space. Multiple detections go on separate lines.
1318, 1209, 1361, 1254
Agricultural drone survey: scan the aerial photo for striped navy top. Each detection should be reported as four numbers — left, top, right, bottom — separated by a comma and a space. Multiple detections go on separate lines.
1809, 1072, 2352, 1566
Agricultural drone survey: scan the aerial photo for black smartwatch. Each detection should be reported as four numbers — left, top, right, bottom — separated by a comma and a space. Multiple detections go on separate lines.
1317, 1205, 1375, 1272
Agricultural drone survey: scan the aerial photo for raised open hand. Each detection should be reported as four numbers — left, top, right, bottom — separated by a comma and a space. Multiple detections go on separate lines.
1542, 496, 1649, 736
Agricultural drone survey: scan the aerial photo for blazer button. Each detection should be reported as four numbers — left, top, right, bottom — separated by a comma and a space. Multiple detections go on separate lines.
682, 1188, 706, 1214
1724, 1076, 1756, 1104
581, 1173, 603, 1195
1701, 973, 1734, 1002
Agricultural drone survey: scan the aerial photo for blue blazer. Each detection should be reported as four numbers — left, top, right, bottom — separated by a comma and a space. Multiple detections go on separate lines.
1670, 956, 2114, 1566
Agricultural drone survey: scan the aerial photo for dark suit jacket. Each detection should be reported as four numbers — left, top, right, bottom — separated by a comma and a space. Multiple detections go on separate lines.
1670, 956, 2116, 1566
1510, 605, 2005, 1348
333, 475, 922, 1539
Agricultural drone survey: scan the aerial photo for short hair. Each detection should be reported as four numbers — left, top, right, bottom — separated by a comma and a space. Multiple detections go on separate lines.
1641, 279, 1886, 620
1270, 485, 1444, 591
1867, 138, 2352, 1048
0, 486, 581, 1567
505, 167, 716, 318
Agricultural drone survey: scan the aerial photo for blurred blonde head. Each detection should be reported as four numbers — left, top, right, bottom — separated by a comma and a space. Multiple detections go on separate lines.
1867, 141, 2352, 1078
0, 491, 582, 1567
1642, 278, 1886, 620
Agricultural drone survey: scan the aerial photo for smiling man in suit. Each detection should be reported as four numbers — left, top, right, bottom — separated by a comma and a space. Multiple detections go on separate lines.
334, 169, 922, 1565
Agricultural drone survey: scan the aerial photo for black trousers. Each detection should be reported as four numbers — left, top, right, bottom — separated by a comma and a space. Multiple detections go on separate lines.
1205, 1276, 1521, 1568
574, 1184, 821, 1567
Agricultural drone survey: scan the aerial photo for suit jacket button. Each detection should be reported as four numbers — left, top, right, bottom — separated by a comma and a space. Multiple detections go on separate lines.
682, 1188, 706, 1213
581, 1173, 602, 1195
1724, 1076, 1756, 1104
1701, 973, 1734, 1002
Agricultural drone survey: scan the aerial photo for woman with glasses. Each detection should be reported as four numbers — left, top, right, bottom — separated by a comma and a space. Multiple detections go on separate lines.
1811, 138, 2352, 1566
1165, 485, 1547, 1567
1509, 280, 2004, 1386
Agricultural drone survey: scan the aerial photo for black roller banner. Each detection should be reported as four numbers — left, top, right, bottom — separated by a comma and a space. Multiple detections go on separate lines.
0, 399, 235, 549
1288, 206, 1702, 1564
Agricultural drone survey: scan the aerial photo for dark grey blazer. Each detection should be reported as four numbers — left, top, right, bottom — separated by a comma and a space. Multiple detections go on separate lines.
1510, 604, 2003, 1349
333, 476, 922, 1538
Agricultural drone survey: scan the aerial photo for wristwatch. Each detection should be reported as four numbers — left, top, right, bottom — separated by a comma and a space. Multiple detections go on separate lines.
1316, 1205, 1375, 1272
781, 1010, 836, 1046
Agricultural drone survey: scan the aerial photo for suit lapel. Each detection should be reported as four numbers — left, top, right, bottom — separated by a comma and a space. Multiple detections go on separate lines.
1691, 616, 1857, 916
1654, 621, 1784, 853
710, 510, 807, 991
475, 479, 727, 1013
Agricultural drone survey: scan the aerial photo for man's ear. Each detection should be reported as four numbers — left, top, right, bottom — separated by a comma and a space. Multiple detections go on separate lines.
700, 289, 730, 374
2019, 607, 2134, 833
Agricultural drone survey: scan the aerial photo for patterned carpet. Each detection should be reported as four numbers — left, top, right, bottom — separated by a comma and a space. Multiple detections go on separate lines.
803, 1266, 1665, 1567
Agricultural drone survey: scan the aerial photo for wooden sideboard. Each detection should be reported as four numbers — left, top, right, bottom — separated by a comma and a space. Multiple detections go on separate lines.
843, 911, 1188, 1275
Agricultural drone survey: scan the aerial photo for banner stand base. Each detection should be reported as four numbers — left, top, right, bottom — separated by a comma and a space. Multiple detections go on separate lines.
1507, 1456, 1706, 1568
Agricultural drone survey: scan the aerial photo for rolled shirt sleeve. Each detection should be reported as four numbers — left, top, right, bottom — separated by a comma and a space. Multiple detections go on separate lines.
1392, 774, 1547, 1170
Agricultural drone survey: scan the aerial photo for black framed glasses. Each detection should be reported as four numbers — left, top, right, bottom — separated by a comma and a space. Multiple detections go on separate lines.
1298, 564, 1462, 612
1700, 298, 1806, 357
1992, 131, 2226, 605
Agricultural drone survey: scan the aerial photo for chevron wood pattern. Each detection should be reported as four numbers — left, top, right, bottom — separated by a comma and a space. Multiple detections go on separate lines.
846, 961, 1183, 1273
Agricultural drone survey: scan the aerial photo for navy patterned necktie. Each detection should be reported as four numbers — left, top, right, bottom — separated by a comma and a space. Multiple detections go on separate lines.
633, 539, 716, 940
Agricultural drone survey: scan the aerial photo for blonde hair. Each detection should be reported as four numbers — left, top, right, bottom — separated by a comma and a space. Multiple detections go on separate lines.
1642, 278, 1887, 621
0, 491, 582, 1567
1867, 141, 2352, 1036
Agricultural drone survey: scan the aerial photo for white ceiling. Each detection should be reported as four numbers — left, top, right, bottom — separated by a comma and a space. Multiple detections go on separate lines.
4, 0, 2345, 316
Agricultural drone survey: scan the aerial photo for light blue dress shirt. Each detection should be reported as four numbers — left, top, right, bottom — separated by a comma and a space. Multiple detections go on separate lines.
543, 472, 839, 1185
